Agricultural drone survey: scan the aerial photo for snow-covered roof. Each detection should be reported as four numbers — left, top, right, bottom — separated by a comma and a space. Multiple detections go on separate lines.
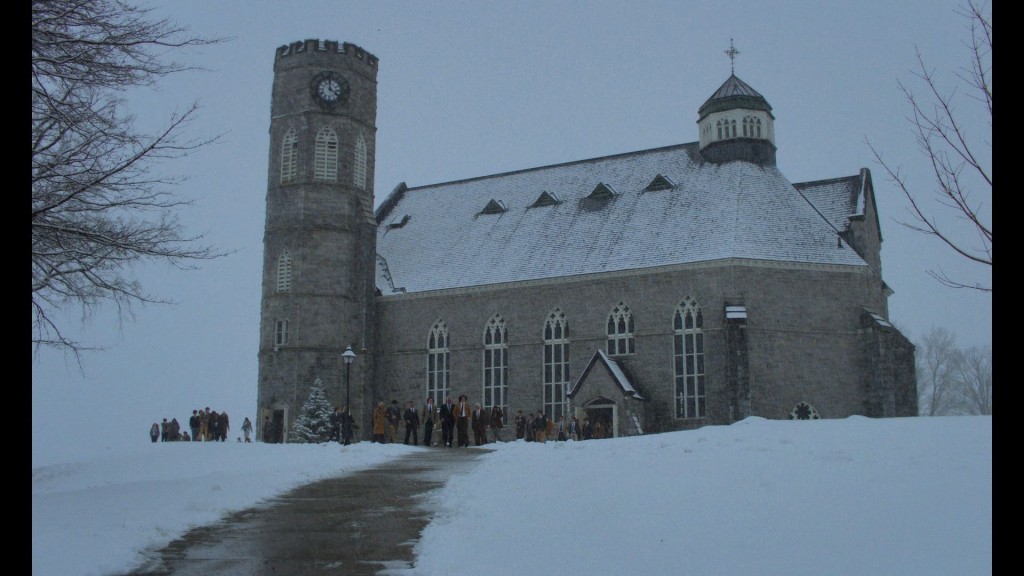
567, 349, 644, 401
375, 142, 869, 294
793, 173, 864, 234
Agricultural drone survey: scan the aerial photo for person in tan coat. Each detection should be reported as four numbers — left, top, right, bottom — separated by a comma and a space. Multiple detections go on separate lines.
372, 401, 387, 444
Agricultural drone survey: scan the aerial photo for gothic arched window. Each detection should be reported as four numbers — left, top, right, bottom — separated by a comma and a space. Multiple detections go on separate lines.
280, 129, 297, 184
314, 127, 338, 182
276, 250, 292, 292
607, 302, 635, 356
354, 132, 368, 190
482, 315, 508, 414
673, 297, 705, 419
427, 320, 451, 405
543, 308, 570, 421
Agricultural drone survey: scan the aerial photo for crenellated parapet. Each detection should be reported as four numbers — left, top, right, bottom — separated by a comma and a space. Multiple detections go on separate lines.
276, 39, 378, 68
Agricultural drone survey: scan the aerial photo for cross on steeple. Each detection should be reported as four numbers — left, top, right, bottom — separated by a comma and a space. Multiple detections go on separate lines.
725, 39, 740, 75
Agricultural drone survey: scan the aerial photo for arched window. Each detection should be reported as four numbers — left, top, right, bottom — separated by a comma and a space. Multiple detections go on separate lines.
716, 119, 723, 140
274, 319, 289, 347
354, 132, 368, 190
280, 129, 297, 184
276, 250, 292, 292
482, 315, 508, 414
314, 127, 338, 181
673, 297, 705, 419
743, 116, 762, 138
729, 118, 737, 138
607, 302, 635, 356
543, 308, 570, 421
427, 320, 450, 405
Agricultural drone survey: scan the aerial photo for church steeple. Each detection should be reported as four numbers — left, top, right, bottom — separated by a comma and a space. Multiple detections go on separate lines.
696, 42, 776, 165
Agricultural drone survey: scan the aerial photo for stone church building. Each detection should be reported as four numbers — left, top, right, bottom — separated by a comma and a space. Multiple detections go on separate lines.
256, 39, 917, 443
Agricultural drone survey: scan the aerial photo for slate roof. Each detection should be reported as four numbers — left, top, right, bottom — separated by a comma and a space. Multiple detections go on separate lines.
793, 170, 874, 239
698, 74, 774, 119
374, 142, 869, 295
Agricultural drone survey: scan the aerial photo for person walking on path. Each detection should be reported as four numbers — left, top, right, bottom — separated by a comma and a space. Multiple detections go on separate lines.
386, 400, 401, 444
189, 410, 200, 442
262, 416, 274, 443
200, 407, 211, 441
329, 408, 342, 443
372, 401, 388, 444
471, 402, 488, 446
217, 411, 230, 442
242, 417, 253, 443
403, 400, 421, 445
567, 415, 581, 441
489, 405, 504, 443
422, 397, 436, 446
533, 410, 549, 443
439, 395, 456, 447
514, 410, 527, 441
455, 395, 471, 448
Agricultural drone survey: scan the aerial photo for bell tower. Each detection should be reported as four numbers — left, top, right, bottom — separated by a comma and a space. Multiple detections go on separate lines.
256, 39, 378, 442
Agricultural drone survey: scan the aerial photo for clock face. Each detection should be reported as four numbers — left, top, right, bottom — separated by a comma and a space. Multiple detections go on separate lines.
319, 78, 341, 101
310, 71, 349, 109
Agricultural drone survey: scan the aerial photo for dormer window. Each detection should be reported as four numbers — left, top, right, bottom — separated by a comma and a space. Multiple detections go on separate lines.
480, 199, 507, 215
587, 183, 617, 200
644, 174, 675, 192
531, 191, 560, 207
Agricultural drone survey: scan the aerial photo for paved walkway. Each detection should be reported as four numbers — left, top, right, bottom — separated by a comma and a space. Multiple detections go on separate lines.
121, 446, 490, 576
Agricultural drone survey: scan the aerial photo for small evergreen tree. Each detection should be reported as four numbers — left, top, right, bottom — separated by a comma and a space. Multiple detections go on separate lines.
291, 378, 335, 443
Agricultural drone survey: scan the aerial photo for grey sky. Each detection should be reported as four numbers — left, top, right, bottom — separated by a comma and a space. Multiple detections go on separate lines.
32, 0, 991, 465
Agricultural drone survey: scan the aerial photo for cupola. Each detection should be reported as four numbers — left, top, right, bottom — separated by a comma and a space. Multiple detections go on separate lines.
696, 42, 777, 165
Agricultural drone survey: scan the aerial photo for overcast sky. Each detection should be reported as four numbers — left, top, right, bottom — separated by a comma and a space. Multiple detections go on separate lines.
32, 0, 992, 467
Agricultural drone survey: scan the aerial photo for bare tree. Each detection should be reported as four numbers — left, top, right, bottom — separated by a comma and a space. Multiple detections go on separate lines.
868, 0, 991, 292
32, 0, 229, 357
957, 345, 992, 415
916, 327, 963, 416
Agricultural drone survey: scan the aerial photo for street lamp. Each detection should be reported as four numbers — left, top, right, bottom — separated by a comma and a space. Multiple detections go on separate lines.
341, 345, 356, 445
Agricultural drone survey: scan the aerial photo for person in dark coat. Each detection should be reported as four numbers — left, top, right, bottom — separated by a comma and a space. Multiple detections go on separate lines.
489, 405, 505, 443
189, 410, 200, 442
149, 422, 160, 443
403, 400, 421, 445
217, 411, 229, 442
455, 395, 471, 448
439, 395, 456, 447
421, 397, 436, 446
471, 402, 488, 446
514, 410, 527, 441
329, 407, 342, 443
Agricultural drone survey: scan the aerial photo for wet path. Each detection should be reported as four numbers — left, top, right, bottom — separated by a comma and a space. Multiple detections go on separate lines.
121, 447, 489, 576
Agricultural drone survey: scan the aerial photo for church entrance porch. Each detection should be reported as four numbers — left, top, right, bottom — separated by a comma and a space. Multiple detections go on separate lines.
579, 400, 617, 439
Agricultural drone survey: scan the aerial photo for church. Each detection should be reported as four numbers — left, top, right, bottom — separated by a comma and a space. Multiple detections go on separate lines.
256, 39, 917, 443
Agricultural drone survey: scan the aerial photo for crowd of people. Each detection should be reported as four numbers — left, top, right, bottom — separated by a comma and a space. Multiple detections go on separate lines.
359, 394, 612, 447
149, 408, 254, 443
150, 398, 613, 446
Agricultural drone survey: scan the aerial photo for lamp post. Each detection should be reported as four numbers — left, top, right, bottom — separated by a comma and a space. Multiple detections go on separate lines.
341, 345, 356, 445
